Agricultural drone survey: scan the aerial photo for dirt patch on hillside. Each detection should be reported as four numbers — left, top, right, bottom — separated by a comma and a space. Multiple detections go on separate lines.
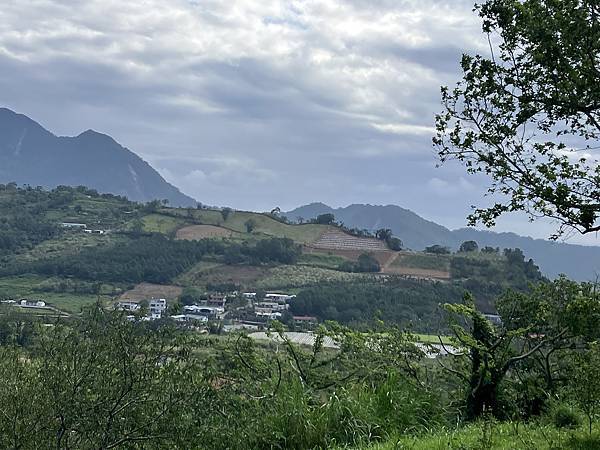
176, 225, 234, 240
119, 283, 183, 301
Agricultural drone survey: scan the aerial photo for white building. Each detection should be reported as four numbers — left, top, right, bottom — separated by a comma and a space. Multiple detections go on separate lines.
19, 299, 46, 308
149, 298, 167, 319
61, 222, 87, 229
183, 305, 224, 319
116, 301, 140, 312
265, 293, 296, 303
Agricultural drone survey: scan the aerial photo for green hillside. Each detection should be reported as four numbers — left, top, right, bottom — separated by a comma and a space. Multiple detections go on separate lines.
0, 185, 543, 325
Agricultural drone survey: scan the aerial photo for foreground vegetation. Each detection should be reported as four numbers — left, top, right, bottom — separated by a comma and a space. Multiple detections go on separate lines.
366, 422, 600, 450
2, 276, 600, 450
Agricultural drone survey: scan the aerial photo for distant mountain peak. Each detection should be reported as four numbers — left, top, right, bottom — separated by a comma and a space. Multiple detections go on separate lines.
0, 107, 196, 207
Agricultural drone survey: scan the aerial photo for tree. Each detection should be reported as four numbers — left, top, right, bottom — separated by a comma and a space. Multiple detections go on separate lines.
315, 213, 335, 225
434, 0, 600, 238
459, 240, 479, 253
569, 342, 600, 434
481, 246, 499, 254
0, 306, 207, 448
339, 253, 381, 273
425, 245, 451, 255
375, 228, 393, 241
180, 286, 202, 306
357, 253, 381, 273
244, 219, 256, 233
386, 236, 403, 251
221, 207, 233, 222
443, 279, 600, 420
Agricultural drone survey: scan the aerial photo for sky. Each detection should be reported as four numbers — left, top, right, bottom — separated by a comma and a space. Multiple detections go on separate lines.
0, 0, 598, 245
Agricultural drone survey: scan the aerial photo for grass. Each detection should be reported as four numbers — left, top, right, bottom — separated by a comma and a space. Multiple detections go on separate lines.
413, 333, 452, 345
0, 275, 112, 314
393, 253, 451, 272
298, 252, 348, 269
360, 422, 600, 450
256, 265, 364, 289
13, 232, 122, 263
175, 260, 224, 286
163, 208, 330, 244
42, 193, 135, 230
141, 214, 186, 234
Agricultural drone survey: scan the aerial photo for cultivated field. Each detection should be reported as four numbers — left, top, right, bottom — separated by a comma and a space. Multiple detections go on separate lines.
256, 265, 363, 289
383, 252, 451, 280
119, 282, 183, 301
304, 246, 397, 266
181, 264, 272, 288
309, 229, 388, 251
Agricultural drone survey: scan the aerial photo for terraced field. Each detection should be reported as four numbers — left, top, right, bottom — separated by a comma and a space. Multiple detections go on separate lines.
310, 230, 388, 251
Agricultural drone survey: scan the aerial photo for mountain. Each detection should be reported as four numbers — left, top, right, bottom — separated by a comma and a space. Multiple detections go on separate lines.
286, 203, 600, 281
0, 108, 196, 206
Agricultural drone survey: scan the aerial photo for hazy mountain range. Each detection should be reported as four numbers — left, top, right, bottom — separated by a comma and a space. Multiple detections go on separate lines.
287, 203, 600, 281
0, 108, 195, 206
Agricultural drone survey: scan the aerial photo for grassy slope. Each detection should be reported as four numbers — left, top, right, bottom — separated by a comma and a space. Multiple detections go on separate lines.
165, 208, 329, 244
0, 276, 110, 313
1, 188, 518, 315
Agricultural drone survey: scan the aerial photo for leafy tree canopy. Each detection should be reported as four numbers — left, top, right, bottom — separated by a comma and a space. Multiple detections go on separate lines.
435, 0, 600, 238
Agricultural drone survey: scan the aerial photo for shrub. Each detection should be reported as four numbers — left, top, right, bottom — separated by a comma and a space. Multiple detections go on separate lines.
551, 404, 581, 429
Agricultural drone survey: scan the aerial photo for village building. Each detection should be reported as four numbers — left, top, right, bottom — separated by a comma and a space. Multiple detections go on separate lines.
149, 298, 167, 319
293, 316, 318, 329
183, 305, 224, 319
115, 301, 140, 312
19, 299, 46, 308
254, 301, 288, 312
265, 293, 296, 303
61, 222, 87, 229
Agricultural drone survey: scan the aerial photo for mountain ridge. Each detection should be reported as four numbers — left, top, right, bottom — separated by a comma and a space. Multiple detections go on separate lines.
0, 108, 196, 206
286, 202, 600, 281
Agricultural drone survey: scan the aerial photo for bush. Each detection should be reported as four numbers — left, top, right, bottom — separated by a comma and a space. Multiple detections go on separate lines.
550, 404, 581, 429
338, 253, 380, 273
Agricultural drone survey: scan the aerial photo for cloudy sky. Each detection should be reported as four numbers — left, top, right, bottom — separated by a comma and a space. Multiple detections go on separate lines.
1, 0, 597, 244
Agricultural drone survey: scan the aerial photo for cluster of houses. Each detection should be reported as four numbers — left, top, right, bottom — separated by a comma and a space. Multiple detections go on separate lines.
115, 293, 228, 325
61, 222, 107, 235
115, 298, 168, 320
243, 292, 294, 321
111, 289, 320, 333
240, 292, 317, 330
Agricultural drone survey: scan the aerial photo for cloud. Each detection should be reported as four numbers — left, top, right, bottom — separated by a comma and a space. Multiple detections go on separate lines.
2, 0, 591, 242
